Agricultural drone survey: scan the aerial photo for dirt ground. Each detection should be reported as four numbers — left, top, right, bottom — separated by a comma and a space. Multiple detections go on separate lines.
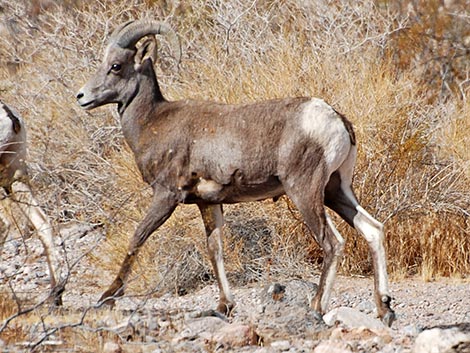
1, 225, 470, 352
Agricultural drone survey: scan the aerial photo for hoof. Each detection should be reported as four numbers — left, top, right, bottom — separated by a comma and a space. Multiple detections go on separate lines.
377, 295, 395, 327
312, 309, 325, 323
381, 310, 396, 327
47, 294, 63, 307
98, 282, 124, 308
198, 309, 229, 321
49, 282, 65, 306
98, 294, 116, 308
217, 301, 235, 316
53, 295, 63, 307
98, 289, 121, 308
310, 309, 329, 330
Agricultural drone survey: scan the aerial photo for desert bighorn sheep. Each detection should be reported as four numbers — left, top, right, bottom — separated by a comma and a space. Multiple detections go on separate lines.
76, 20, 395, 326
0, 100, 64, 305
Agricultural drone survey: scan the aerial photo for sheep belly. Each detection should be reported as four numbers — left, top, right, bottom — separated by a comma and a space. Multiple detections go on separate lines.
192, 176, 284, 204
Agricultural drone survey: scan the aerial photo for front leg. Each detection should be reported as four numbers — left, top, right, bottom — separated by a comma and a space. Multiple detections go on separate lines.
198, 203, 235, 315
99, 187, 177, 305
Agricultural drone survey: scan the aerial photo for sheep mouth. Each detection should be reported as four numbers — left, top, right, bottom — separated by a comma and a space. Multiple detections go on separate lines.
78, 100, 96, 110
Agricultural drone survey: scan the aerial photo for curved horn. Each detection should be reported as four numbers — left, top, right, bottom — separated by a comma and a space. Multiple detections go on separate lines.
108, 20, 135, 45
111, 20, 181, 62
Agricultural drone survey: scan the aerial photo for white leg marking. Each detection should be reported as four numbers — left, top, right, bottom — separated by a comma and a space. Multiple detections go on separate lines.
0, 198, 12, 250
210, 206, 233, 303
320, 214, 345, 312
11, 180, 63, 286
212, 228, 233, 301
326, 214, 345, 251
353, 205, 389, 295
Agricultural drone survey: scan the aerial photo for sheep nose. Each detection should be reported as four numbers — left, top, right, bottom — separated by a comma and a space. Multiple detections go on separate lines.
76, 92, 84, 100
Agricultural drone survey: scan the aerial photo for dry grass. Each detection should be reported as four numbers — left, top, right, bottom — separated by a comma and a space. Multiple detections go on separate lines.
0, 0, 468, 284
0, 0, 470, 349
0, 292, 129, 351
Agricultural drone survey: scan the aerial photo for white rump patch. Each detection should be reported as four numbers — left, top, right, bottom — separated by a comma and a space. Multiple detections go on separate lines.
0, 104, 15, 148
300, 98, 351, 176
0, 103, 24, 153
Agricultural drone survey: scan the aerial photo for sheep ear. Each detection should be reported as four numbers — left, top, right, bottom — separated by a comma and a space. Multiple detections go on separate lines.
134, 37, 157, 71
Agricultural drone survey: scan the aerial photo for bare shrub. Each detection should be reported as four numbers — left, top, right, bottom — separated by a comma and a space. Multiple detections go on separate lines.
383, 0, 470, 101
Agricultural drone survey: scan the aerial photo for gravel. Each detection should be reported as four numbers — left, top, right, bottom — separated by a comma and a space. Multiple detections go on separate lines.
1, 224, 470, 352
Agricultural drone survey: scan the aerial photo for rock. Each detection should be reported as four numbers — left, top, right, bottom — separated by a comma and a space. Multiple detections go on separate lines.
403, 324, 421, 336
22, 267, 31, 277
140, 344, 162, 353
252, 348, 272, 353
214, 323, 259, 347
270, 340, 291, 351
330, 326, 391, 343
412, 326, 470, 353
96, 314, 120, 329
302, 340, 317, 350
175, 316, 226, 341
355, 299, 375, 314
173, 316, 258, 348
103, 341, 122, 353
264, 283, 286, 301
465, 312, 470, 322
147, 316, 160, 332
261, 280, 317, 307
323, 307, 385, 330
144, 335, 157, 343
313, 341, 353, 353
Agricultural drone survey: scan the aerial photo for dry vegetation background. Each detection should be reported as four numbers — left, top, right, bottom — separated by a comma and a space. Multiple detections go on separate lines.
0, 0, 470, 350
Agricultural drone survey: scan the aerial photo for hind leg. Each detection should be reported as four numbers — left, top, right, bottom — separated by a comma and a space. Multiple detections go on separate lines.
283, 172, 345, 318
11, 180, 65, 305
0, 196, 12, 253
325, 171, 395, 326
310, 214, 345, 315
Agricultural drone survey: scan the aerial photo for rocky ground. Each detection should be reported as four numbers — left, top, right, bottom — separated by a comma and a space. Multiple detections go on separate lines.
1, 223, 470, 352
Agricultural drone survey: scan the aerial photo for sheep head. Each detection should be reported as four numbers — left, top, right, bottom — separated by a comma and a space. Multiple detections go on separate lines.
77, 20, 180, 111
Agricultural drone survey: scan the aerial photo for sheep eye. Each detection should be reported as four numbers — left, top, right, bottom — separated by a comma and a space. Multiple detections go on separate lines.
111, 63, 121, 72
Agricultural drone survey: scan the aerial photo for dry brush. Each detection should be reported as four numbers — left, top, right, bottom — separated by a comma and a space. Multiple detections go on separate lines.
0, 0, 469, 348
